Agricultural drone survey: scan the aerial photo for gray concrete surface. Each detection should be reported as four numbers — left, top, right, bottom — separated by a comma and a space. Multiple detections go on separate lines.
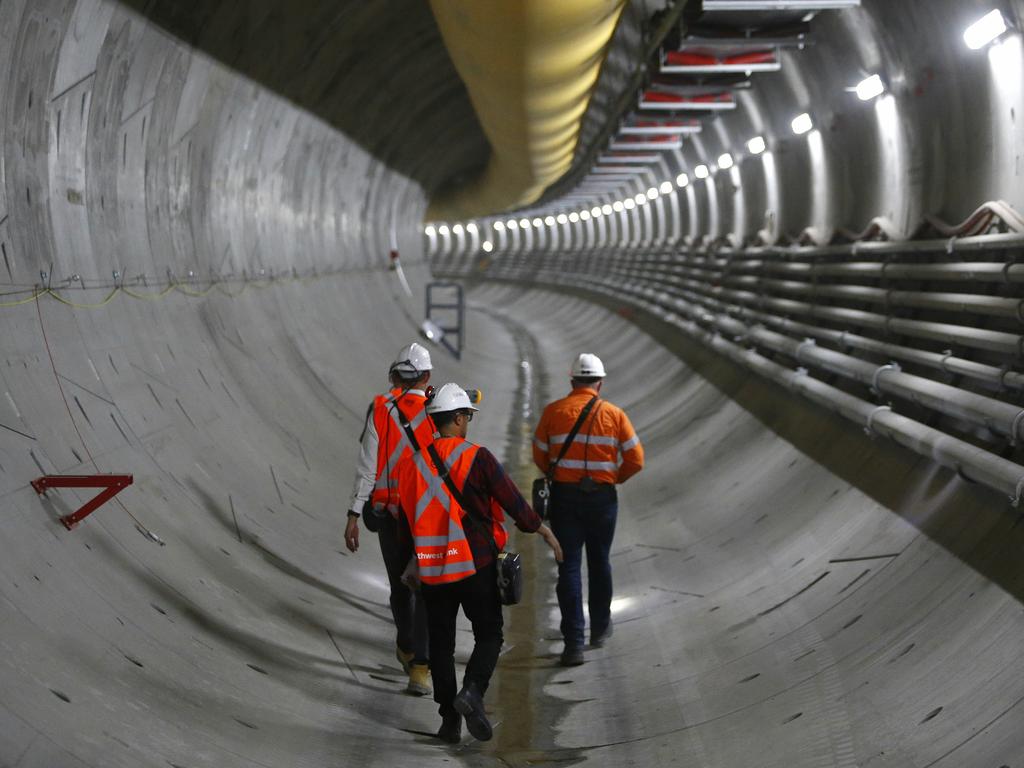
1, 1, 1023, 767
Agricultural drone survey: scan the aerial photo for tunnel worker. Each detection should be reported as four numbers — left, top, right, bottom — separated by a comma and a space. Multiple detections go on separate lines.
533, 353, 644, 667
345, 342, 435, 696
394, 383, 563, 744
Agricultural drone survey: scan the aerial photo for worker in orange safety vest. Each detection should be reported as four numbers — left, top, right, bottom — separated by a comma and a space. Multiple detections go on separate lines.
533, 353, 644, 667
395, 383, 563, 744
345, 342, 435, 696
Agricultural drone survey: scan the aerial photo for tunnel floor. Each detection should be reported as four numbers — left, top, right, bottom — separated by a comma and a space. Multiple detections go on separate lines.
2, 278, 1022, 767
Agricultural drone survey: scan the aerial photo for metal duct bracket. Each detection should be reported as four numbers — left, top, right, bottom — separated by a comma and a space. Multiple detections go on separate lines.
871, 362, 901, 396
864, 405, 892, 437
31, 474, 134, 530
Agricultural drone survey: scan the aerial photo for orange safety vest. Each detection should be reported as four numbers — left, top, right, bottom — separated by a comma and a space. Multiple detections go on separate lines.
399, 437, 480, 586
532, 387, 644, 485
370, 389, 435, 508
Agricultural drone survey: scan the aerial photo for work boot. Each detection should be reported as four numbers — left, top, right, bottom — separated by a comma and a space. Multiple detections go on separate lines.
406, 663, 431, 696
591, 620, 614, 648
436, 713, 462, 744
395, 646, 414, 674
560, 646, 585, 667
453, 682, 492, 741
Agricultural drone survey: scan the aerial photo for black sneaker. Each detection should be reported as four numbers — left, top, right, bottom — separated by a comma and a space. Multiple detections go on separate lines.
453, 682, 492, 742
560, 646, 585, 666
591, 620, 614, 648
437, 714, 462, 744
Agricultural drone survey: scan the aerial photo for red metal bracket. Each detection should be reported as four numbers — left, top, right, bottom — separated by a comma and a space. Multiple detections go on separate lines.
31, 474, 133, 530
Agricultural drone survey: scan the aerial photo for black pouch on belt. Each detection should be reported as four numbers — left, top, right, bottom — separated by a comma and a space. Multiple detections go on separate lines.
578, 476, 598, 493
361, 499, 386, 533
535, 395, 599, 518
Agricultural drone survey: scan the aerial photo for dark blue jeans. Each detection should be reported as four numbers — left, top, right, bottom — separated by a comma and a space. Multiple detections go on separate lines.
549, 483, 618, 649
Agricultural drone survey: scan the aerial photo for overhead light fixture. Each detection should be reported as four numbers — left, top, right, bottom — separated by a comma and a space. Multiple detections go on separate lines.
646, 187, 659, 200
718, 153, 734, 169
624, 198, 636, 210
591, 206, 603, 217
424, 225, 436, 236
579, 210, 591, 221
634, 192, 647, 204
438, 225, 450, 236
855, 74, 885, 101
507, 219, 518, 230
747, 136, 767, 154
481, 240, 494, 253
612, 201, 624, 212
420, 319, 445, 344
792, 112, 813, 135
466, 222, 477, 233
964, 9, 1008, 49
532, 217, 543, 227
568, 212, 579, 223
544, 215, 555, 226
557, 213, 568, 224
493, 221, 505, 231
659, 180, 673, 194
602, 203, 613, 215
695, 164, 710, 179
676, 173, 689, 187
520, 218, 531, 228
452, 224, 464, 235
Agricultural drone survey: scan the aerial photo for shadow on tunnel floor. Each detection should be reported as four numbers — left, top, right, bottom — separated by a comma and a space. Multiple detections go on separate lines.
113, 0, 489, 193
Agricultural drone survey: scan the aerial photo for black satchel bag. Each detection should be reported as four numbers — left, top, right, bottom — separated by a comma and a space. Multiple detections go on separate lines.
427, 443, 523, 606
532, 395, 599, 519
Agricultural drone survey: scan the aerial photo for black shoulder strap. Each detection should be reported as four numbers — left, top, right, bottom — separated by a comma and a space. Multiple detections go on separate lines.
547, 395, 599, 479
426, 442, 469, 511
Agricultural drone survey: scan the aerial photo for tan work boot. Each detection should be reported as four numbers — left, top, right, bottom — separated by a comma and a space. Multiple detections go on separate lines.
395, 646, 414, 675
406, 663, 432, 696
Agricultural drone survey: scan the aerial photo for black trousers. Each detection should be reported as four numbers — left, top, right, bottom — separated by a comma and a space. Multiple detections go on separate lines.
377, 514, 429, 662
420, 562, 503, 718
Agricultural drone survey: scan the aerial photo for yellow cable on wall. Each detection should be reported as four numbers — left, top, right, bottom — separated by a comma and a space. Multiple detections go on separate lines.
427, 0, 626, 220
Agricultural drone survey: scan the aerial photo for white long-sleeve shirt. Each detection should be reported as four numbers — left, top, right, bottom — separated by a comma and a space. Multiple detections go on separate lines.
348, 389, 427, 512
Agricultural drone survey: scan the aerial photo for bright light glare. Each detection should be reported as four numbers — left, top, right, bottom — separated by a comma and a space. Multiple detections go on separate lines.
493, 220, 505, 231
659, 180, 673, 194
438, 225, 450, 236
424, 225, 436, 236
591, 206, 603, 217
482, 241, 494, 252
466, 222, 477, 233
580, 210, 591, 221
520, 218, 530, 228
792, 112, 813, 135
695, 164, 709, 179
612, 201, 624, 212
507, 219, 518, 230
602, 204, 613, 215
634, 192, 646, 204
568, 212, 579, 223
646, 187, 659, 200
557, 213, 568, 224
964, 9, 1007, 50
676, 173, 689, 187
624, 198, 636, 210
855, 74, 885, 101
543, 215, 554, 226
718, 153, 734, 169
747, 136, 766, 155
532, 217, 543, 227
452, 224, 464, 235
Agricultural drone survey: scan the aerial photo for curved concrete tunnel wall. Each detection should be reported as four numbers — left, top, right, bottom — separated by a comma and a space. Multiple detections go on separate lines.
2, 2, 1024, 768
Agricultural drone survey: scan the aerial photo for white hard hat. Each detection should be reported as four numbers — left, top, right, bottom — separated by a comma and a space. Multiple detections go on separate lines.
426, 383, 479, 414
571, 353, 606, 378
391, 342, 433, 376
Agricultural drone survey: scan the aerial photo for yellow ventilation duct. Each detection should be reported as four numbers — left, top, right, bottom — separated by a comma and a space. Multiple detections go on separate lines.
426, 0, 626, 221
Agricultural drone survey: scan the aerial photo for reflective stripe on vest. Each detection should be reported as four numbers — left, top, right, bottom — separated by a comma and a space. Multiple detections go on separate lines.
371, 392, 433, 505
407, 439, 479, 585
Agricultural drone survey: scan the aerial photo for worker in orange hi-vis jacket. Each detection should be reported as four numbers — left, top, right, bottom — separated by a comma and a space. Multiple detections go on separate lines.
533, 353, 644, 667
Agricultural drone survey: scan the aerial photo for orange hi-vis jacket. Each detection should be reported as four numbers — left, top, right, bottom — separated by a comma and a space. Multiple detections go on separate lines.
397, 437, 480, 586
533, 387, 644, 485
371, 389, 434, 509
